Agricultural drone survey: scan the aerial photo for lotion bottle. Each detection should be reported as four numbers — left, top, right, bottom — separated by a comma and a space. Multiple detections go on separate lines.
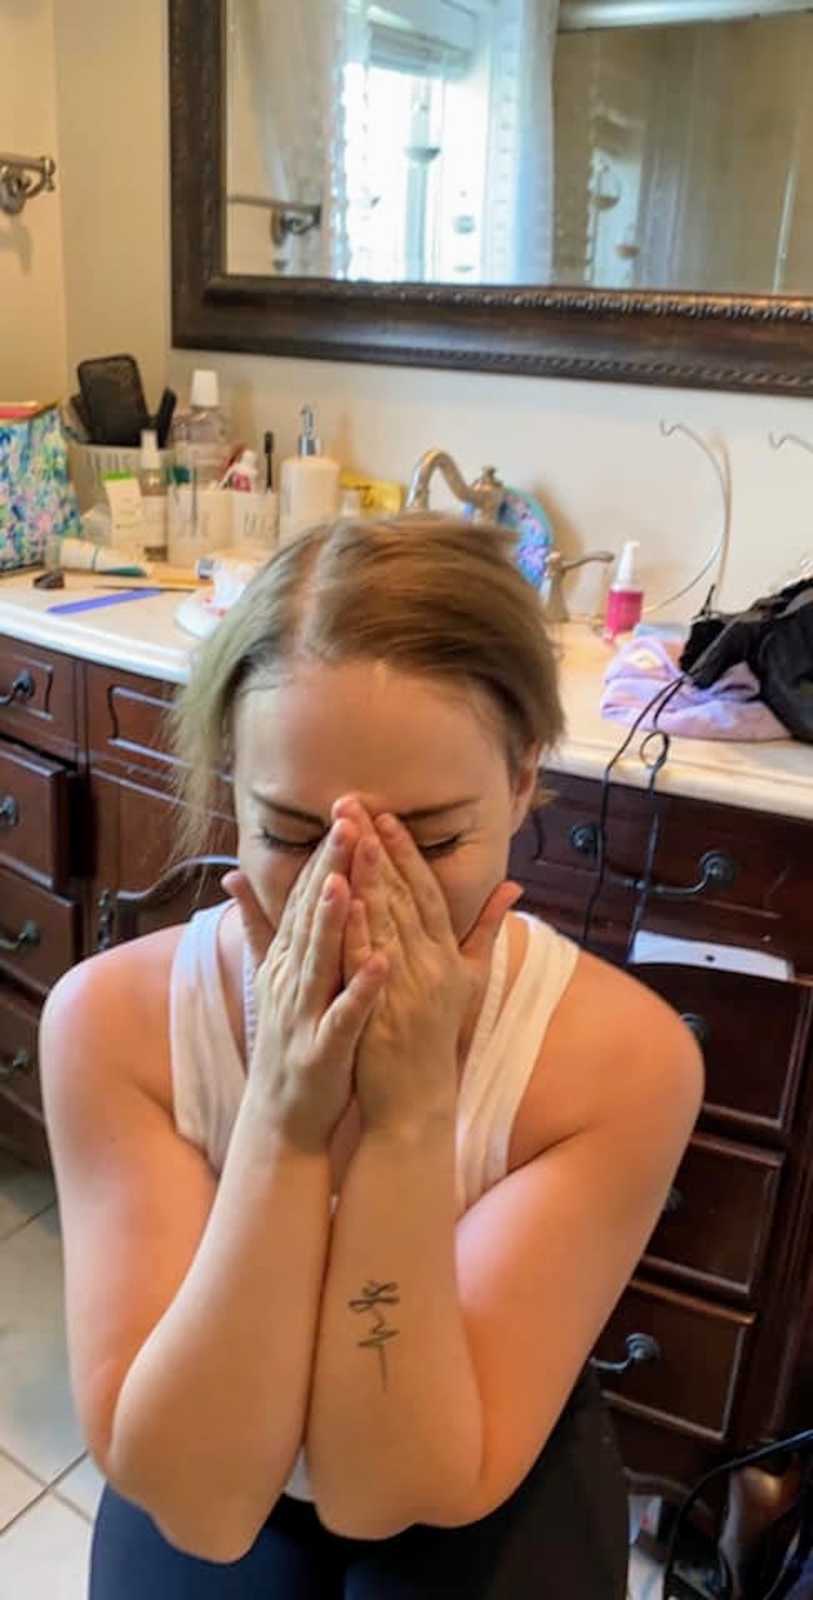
279, 405, 340, 545
605, 540, 644, 638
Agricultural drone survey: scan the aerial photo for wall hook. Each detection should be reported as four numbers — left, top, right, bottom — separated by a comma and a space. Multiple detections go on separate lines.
769, 431, 813, 456
0, 153, 56, 217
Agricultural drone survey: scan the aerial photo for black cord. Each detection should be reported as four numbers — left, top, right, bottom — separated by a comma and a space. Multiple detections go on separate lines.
623, 729, 671, 965
580, 675, 687, 952
662, 1428, 813, 1598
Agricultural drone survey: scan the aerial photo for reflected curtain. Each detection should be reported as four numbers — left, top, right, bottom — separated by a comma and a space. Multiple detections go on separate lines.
227, 0, 354, 277
484, 0, 561, 284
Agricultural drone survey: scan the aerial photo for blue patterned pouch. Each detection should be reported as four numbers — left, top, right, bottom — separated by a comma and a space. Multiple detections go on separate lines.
0, 405, 82, 571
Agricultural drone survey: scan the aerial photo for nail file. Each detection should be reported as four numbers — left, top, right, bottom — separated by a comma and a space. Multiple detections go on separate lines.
46, 589, 164, 615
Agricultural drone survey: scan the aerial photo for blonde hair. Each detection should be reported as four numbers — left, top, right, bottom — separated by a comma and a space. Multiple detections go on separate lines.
168, 515, 564, 859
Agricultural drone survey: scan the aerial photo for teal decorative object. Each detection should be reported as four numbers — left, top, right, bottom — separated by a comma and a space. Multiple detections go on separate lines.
0, 404, 82, 571
495, 486, 555, 588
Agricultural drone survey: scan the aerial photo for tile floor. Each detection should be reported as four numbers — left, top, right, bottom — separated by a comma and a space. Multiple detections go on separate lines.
0, 1151, 103, 1597
0, 1147, 663, 1597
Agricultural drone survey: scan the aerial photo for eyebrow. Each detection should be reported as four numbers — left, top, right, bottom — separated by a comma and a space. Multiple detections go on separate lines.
250, 791, 477, 828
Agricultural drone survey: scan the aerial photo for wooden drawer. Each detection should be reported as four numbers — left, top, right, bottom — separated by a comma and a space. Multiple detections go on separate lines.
86, 661, 179, 780
596, 1278, 753, 1444
0, 982, 41, 1114
0, 981, 49, 1168
0, 739, 77, 889
633, 964, 811, 1144
86, 663, 234, 813
643, 1133, 783, 1302
0, 867, 78, 995
0, 635, 78, 760
90, 771, 237, 950
515, 774, 813, 969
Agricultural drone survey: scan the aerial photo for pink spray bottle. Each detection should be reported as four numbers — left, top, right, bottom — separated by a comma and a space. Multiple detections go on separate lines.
604, 540, 644, 639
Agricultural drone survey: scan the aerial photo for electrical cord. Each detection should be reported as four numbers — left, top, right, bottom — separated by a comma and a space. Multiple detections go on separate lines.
662, 1428, 813, 1599
579, 675, 687, 953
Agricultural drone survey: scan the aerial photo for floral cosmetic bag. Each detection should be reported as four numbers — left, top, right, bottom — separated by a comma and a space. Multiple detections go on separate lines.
0, 404, 82, 571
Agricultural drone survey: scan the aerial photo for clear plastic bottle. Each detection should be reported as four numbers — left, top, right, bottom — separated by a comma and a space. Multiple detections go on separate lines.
139, 428, 167, 560
170, 368, 230, 489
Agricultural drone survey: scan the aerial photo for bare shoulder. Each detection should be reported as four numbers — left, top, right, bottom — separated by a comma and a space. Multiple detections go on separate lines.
40, 925, 187, 1113
512, 941, 704, 1166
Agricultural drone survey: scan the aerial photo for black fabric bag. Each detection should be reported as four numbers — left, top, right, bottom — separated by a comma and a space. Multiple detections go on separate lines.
680, 579, 813, 743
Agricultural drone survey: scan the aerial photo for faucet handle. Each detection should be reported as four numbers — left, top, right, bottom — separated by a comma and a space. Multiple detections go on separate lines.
470, 466, 504, 520
542, 550, 614, 623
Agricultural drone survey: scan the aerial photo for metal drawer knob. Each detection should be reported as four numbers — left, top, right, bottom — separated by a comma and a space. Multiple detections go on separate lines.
593, 1332, 661, 1377
0, 919, 40, 954
681, 1012, 710, 1048
664, 1185, 684, 1215
0, 670, 34, 708
0, 1048, 33, 1082
0, 794, 19, 828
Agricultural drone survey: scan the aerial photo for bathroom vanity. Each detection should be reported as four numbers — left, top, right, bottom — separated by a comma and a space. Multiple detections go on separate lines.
0, 576, 811, 1515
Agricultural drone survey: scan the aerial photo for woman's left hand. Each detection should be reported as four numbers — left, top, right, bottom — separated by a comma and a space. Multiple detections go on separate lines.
334, 801, 522, 1136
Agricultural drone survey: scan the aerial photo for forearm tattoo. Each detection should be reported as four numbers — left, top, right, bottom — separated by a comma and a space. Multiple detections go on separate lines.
348, 1280, 400, 1391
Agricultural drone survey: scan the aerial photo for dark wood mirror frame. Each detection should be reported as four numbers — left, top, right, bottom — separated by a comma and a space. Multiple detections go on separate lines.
170, 0, 813, 398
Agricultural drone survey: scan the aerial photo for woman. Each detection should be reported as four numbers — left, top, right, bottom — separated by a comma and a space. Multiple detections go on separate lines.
41, 516, 702, 1597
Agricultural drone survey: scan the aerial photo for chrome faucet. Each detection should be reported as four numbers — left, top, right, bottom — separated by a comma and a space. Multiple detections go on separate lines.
406, 450, 504, 522
541, 550, 615, 623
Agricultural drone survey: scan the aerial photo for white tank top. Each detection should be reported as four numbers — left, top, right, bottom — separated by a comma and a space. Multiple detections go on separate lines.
169, 901, 579, 1502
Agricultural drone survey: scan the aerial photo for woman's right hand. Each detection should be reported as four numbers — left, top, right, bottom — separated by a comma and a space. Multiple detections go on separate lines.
232, 822, 388, 1154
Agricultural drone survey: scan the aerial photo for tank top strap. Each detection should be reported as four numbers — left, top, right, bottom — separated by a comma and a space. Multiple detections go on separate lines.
169, 901, 244, 1164
456, 914, 580, 1211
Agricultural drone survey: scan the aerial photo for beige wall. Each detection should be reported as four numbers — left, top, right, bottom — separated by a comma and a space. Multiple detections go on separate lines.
46, 1, 813, 616
53, 0, 169, 407
0, 0, 66, 399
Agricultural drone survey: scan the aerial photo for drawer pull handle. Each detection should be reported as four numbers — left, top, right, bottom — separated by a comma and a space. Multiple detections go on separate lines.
664, 1185, 684, 1215
593, 1332, 661, 1377
0, 794, 19, 828
681, 1012, 710, 1048
568, 825, 737, 901
0, 670, 35, 708
0, 919, 40, 954
0, 1048, 33, 1082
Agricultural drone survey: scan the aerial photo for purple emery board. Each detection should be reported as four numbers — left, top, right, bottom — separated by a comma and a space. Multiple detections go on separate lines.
47, 589, 163, 615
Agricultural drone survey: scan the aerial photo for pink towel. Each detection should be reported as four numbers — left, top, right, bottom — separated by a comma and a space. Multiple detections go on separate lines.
600, 636, 788, 741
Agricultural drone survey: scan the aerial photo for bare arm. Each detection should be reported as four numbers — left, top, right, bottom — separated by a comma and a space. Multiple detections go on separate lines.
41, 957, 334, 1564
305, 959, 702, 1539
306, 1116, 482, 1539
106, 1086, 333, 1559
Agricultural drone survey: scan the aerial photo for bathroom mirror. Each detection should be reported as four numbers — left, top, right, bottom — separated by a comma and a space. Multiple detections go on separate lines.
170, 0, 813, 394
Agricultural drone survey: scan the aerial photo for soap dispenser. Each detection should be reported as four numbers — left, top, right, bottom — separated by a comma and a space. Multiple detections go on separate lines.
278, 405, 340, 546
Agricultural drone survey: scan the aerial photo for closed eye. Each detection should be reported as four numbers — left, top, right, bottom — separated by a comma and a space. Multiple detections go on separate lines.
419, 834, 463, 859
260, 829, 323, 855
259, 829, 462, 859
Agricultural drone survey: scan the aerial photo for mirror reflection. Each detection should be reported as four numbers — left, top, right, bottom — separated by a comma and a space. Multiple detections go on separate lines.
225, 0, 813, 294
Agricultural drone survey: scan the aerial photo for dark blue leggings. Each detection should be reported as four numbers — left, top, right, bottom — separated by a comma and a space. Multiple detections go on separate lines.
89, 1369, 628, 1598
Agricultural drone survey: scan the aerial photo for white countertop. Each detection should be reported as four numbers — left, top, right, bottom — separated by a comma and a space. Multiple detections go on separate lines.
1, 567, 810, 821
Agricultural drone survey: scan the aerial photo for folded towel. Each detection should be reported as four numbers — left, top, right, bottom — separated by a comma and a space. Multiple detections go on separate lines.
601, 636, 788, 741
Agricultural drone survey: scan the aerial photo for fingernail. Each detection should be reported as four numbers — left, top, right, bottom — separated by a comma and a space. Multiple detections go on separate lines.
323, 874, 338, 902
376, 812, 398, 837
331, 820, 347, 847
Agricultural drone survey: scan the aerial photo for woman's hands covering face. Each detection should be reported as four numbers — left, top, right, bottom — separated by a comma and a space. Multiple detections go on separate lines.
222, 819, 387, 1152
223, 799, 521, 1142
331, 798, 522, 1136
